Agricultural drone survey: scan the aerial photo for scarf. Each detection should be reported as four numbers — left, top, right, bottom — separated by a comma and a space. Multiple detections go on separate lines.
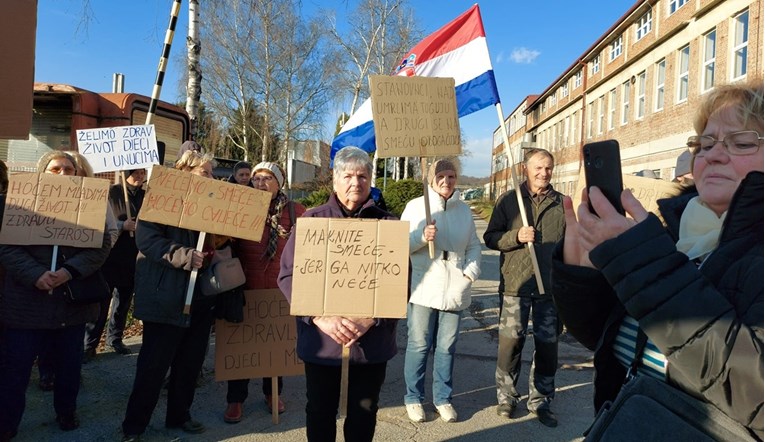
265, 191, 291, 260
675, 196, 727, 261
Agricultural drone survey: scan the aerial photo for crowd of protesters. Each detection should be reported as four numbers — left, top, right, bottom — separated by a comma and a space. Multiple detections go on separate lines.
0, 78, 762, 442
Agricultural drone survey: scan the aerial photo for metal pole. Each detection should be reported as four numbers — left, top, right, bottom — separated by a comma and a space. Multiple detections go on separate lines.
144, 0, 182, 127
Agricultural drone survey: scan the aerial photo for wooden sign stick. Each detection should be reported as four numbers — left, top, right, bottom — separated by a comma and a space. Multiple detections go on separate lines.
182, 231, 206, 315
339, 345, 350, 417
271, 377, 279, 424
48, 246, 58, 294
121, 171, 134, 238
420, 157, 435, 259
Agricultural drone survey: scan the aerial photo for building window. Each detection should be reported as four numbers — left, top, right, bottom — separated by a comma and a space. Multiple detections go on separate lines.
702, 29, 716, 92
572, 110, 579, 143
732, 10, 749, 80
636, 11, 652, 41
550, 93, 557, 106
621, 81, 630, 125
563, 116, 569, 146
677, 45, 690, 102
598, 96, 605, 134
588, 103, 595, 138
574, 70, 583, 88
669, 0, 688, 15
636, 71, 646, 118
591, 55, 601, 75
609, 36, 623, 62
608, 88, 616, 130
562, 83, 569, 98
655, 59, 666, 111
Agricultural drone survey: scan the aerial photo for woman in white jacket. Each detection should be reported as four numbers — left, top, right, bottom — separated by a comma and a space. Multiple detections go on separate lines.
401, 159, 482, 424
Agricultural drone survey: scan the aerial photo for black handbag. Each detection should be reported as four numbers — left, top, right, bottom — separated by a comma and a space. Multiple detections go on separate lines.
57, 270, 112, 305
584, 329, 754, 441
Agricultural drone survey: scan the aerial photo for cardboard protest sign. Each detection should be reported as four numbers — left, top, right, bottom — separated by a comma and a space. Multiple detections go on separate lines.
214, 289, 303, 381
572, 168, 683, 216
290, 218, 409, 318
0, 173, 108, 248
76, 124, 160, 173
369, 75, 460, 158
139, 165, 271, 241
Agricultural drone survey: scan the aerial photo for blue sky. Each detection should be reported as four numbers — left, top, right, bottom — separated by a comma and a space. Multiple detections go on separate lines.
35, 0, 635, 177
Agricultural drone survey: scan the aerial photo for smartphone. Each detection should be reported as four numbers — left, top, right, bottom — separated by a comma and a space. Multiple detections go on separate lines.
583, 139, 625, 215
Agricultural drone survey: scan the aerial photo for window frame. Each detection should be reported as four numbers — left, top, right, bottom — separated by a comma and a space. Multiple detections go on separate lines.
592, 55, 601, 74
732, 10, 749, 80
574, 70, 583, 88
702, 29, 716, 92
609, 35, 623, 62
669, 0, 688, 15
655, 58, 666, 111
636, 71, 646, 119
636, 10, 652, 41
621, 81, 630, 125
677, 45, 690, 103
608, 88, 616, 130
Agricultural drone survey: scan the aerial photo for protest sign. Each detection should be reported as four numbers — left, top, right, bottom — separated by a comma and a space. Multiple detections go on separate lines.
76, 124, 160, 173
0, 173, 108, 248
214, 289, 303, 381
572, 168, 683, 216
290, 217, 409, 318
369, 75, 460, 158
138, 165, 271, 241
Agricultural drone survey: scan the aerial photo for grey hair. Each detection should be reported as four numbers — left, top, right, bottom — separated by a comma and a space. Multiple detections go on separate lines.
333, 146, 373, 178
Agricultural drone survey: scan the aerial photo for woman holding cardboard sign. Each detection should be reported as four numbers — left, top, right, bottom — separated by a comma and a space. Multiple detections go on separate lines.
0, 150, 111, 437
121, 150, 217, 440
400, 159, 482, 424
222, 161, 306, 423
278, 146, 400, 442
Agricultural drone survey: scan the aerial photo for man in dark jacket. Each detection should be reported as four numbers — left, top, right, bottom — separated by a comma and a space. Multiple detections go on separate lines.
84, 168, 146, 358
483, 148, 565, 428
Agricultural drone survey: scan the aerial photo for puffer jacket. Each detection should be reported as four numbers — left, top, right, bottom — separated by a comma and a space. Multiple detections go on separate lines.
551, 171, 763, 439
0, 227, 111, 329
236, 199, 305, 289
278, 194, 400, 366
484, 182, 564, 297
132, 220, 214, 328
401, 187, 481, 311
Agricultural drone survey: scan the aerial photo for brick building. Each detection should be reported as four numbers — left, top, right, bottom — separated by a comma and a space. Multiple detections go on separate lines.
489, 0, 762, 199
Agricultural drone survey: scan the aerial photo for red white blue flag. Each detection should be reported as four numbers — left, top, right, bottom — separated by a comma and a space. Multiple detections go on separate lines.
331, 4, 500, 158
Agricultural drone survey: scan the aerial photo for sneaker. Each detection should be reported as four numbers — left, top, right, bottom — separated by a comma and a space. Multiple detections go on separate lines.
223, 402, 243, 424
531, 408, 558, 428
496, 402, 516, 418
405, 403, 426, 423
435, 403, 457, 423
264, 394, 286, 414
166, 419, 206, 434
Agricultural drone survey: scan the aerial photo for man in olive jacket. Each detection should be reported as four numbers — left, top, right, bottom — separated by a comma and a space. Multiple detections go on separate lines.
483, 148, 565, 428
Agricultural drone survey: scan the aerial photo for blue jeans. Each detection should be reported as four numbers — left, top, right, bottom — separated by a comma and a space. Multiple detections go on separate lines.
404, 303, 462, 406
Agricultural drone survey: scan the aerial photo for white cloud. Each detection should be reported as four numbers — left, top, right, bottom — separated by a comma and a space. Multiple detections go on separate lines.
495, 51, 505, 64
510, 47, 541, 64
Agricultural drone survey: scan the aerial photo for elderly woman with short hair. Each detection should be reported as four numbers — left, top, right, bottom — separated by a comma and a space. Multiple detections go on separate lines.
278, 146, 400, 442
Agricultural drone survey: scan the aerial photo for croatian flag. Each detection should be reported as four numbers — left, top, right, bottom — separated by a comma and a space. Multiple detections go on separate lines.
331, 4, 500, 159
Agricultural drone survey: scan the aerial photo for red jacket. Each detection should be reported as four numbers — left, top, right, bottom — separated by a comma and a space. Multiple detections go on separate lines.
235, 200, 305, 289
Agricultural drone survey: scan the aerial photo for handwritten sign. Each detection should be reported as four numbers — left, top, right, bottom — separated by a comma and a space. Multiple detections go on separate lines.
290, 217, 409, 318
0, 173, 108, 248
139, 165, 271, 241
572, 168, 683, 216
76, 124, 160, 173
214, 289, 303, 381
369, 75, 461, 158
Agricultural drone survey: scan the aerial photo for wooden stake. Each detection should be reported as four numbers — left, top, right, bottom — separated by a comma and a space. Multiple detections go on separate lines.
420, 158, 435, 259
339, 345, 350, 417
183, 231, 206, 314
120, 170, 134, 238
271, 377, 279, 424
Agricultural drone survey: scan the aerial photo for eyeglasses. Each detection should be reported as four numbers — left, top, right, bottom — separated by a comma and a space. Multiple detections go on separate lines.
252, 175, 275, 184
687, 130, 763, 157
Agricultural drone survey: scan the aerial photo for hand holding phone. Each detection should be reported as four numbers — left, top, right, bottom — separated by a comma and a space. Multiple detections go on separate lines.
583, 140, 625, 216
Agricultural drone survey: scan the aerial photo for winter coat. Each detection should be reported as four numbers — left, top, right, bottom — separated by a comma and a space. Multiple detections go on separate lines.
401, 187, 481, 311
551, 171, 763, 439
484, 183, 565, 297
0, 227, 111, 329
132, 220, 214, 327
278, 194, 400, 366
236, 199, 305, 289
102, 183, 144, 286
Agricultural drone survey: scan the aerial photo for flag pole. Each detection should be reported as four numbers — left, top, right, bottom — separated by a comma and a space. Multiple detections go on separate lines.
494, 103, 545, 295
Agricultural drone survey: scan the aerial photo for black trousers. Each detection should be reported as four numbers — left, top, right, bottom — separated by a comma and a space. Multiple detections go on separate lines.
227, 376, 283, 403
304, 361, 387, 442
121, 304, 214, 435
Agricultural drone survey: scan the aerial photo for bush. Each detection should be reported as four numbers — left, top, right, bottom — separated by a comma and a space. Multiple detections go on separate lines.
298, 186, 332, 208
383, 179, 424, 217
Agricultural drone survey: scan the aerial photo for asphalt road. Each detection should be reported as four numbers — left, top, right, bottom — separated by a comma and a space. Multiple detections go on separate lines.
16, 213, 596, 442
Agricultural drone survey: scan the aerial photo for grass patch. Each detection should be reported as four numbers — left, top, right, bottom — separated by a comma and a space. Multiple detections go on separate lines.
470, 200, 494, 222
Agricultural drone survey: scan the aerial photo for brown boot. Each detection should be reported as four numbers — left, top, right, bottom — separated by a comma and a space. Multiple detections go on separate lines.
223, 402, 243, 423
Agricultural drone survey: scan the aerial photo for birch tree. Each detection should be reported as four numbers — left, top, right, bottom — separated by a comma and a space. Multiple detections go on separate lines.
185, 0, 202, 139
